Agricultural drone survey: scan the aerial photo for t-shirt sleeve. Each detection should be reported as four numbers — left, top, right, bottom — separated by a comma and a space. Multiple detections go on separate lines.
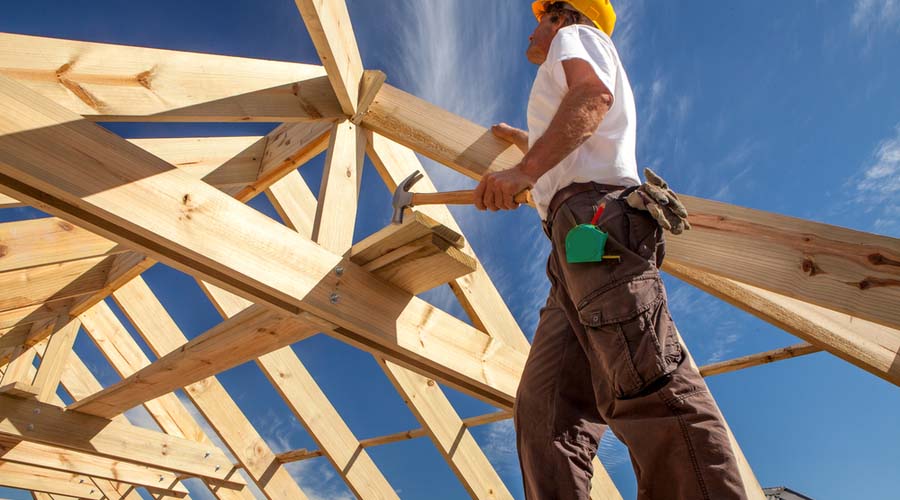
549, 26, 617, 99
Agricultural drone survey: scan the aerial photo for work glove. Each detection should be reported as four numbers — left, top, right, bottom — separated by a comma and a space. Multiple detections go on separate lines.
625, 168, 691, 235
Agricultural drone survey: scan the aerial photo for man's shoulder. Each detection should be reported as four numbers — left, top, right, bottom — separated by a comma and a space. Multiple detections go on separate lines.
551, 25, 616, 57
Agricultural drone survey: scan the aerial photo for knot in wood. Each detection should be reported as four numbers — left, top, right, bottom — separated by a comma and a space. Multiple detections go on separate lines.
801, 257, 822, 277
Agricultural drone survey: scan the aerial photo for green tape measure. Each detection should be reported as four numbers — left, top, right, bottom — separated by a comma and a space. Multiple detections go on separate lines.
565, 224, 608, 263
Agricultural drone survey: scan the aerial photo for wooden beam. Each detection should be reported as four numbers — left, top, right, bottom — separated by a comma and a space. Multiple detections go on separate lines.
349, 214, 476, 295
201, 281, 398, 500
31, 318, 79, 402
365, 132, 531, 352
0, 120, 330, 355
82, 294, 302, 500
361, 84, 900, 349
0, 192, 20, 208
132, 136, 268, 189
0, 76, 524, 407
699, 343, 821, 378
0, 217, 119, 273
666, 260, 900, 386
266, 171, 318, 235
0, 32, 343, 122
311, 121, 365, 250
71, 303, 321, 419
271, 163, 514, 500
0, 257, 116, 315
0, 460, 104, 499
293, 0, 365, 115
0, 436, 189, 496
0, 394, 237, 482
47, 338, 243, 500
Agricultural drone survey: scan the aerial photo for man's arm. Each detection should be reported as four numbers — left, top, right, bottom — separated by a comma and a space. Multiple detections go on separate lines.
475, 58, 613, 211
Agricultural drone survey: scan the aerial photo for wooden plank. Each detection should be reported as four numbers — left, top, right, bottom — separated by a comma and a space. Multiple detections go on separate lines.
0, 32, 342, 122
270, 165, 512, 500
266, 171, 318, 235
0, 217, 119, 273
132, 136, 267, 188
699, 343, 821, 378
31, 318, 79, 402
0, 394, 237, 482
311, 122, 365, 252
366, 133, 531, 352
379, 360, 513, 500
0, 121, 329, 356
201, 281, 398, 500
0, 192, 19, 208
111, 277, 311, 500
0, 257, 115, 314
0, 460, 103, 499
48, 343, 239, 500
0, 337, 43, 385
0, 381, 38, 398
362, 86, 900, 331
293, 0, 365, 115
666, 260, 900, 386
351, 71, 387, 125
71, 304, 321, 419
350, 216, 475, 295
0, 76, 524, 408
0, 436, 189, 496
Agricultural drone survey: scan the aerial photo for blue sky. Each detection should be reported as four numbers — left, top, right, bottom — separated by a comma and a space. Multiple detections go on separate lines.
2, 1, 899, 499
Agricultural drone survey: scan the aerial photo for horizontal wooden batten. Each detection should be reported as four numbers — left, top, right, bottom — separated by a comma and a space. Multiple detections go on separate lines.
0, 32, 343, 122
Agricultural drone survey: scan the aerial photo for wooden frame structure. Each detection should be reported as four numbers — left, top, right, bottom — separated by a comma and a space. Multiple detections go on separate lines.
0, 2, 897, 498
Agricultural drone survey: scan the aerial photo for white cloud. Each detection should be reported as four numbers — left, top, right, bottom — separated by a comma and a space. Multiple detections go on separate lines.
852, 0, 900, 32
852, 124, 900, 235
124, 405, 162, 432
480, 419, 519, 474
597, 431, 630, 470
284, 459, 356, 500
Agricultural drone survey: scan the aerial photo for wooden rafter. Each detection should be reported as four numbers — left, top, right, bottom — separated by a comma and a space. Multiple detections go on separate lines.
0, 32, 343, 122
0, 75, 525, 407
82, 292, 309, 500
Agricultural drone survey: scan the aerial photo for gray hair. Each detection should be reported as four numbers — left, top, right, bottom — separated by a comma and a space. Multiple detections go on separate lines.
543, 2, 594, 27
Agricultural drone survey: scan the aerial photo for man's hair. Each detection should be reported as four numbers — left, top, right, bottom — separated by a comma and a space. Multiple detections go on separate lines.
543, 2, 594, 28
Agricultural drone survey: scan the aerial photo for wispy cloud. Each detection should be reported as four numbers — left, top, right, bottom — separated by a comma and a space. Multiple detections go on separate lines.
597, 431, 630, 470
124, 405, 161, 432
285, 459, 356, 500
850, 124, 900, 235
478, 419, 520, 475
851, 0, 900, 33
665, 279, 743, 364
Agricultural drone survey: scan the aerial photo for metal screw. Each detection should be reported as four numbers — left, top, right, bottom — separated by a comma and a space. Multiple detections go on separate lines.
215, 465, 221, 471
79, 479, 84, 484
335, 266, 344, 277
159, 476, 164, 482
330, 292, 341, 304
204, 452, 211, 459
32, 408, 40, 415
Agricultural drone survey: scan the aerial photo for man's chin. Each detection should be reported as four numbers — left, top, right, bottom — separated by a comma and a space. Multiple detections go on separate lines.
525, 49, 546, 65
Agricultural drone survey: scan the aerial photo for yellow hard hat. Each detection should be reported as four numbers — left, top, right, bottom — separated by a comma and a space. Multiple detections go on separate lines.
531, 0, 617, 36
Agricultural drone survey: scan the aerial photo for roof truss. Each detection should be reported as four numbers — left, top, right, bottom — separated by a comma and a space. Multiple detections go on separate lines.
0, 2, 897, 498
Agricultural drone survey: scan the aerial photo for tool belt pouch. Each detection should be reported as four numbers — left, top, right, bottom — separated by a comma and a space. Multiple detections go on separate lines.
565, 224, 608, 263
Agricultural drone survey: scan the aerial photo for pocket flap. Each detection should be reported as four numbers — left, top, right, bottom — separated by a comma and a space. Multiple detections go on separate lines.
577, 275, 664, 326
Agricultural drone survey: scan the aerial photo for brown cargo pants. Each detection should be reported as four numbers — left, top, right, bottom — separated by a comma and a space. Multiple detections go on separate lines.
515, 184, 747, 500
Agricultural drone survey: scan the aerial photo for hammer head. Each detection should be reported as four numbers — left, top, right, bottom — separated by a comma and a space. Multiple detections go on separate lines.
391, 170, 424, 224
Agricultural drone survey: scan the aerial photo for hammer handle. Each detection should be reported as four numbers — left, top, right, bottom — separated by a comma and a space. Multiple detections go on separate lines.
411, 190, 534, 207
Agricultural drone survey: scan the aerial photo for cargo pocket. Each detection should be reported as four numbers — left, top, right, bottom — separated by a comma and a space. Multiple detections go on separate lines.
577, 275, 684, 399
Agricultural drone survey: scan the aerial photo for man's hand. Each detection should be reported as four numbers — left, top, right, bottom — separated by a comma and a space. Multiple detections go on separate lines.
491, 122, 529, 154
474, 165, 536, 211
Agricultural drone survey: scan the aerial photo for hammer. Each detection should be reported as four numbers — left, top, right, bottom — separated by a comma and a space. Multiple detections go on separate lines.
391, 170, 533, 224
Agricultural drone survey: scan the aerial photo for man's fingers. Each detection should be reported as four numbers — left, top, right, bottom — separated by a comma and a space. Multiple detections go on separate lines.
646, 201, 671, 230
474, 178, 488, 211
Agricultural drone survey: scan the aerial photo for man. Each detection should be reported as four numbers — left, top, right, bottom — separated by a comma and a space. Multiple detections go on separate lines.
474, 2, 747, 498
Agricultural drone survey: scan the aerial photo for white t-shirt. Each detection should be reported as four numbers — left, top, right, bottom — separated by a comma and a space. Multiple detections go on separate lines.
527, 24, 640, 220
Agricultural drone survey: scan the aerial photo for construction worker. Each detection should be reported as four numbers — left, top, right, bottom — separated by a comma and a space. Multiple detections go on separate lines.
474, 2, 747, 498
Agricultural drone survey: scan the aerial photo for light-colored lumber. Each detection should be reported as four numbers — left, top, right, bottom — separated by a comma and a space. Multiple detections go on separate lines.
0, 120, 328, 358
351, 70, 387, 125
111, 277, 311, 500
0, 338, 43, 385
0, 192, 19, 208
0, 436, 189, 496
0, 32, 342, 122
311, 121, 366, 251
266, 171, 318, 235
132, 136, 267, 188
350, 214, 476, 295
699, 343, 821, 377
366, 133, 531, 352
71, 303, 321, 419
0, 76, 524, 408
271, 165, 513, 500
0, 460, 104, 499
0, 256, 115, 314
201, 281, 398, 500
0, 218, 119, 273
46, 344, 228, 500
0, 381, 38, 398
31, 318, 79, 402
667, 260, 900, 386
293, 0, 365, 115
0, 394, 237, 482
